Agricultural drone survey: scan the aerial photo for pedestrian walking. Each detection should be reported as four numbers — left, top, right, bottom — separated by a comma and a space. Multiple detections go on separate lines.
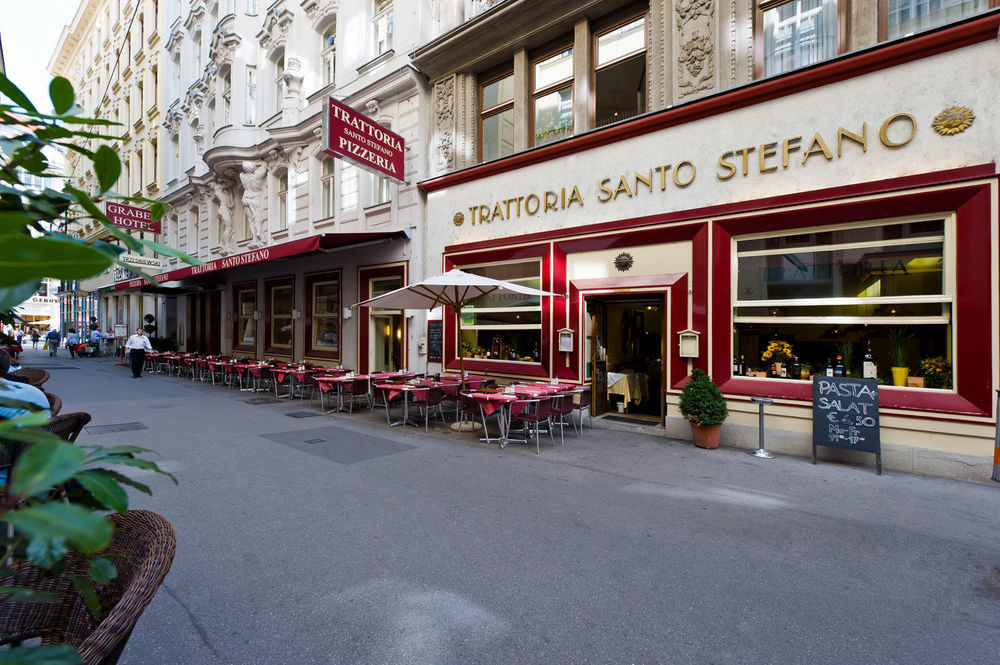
30, 329, 40, 350
66, 328, 80, 359
103, 328, 115, 356
45, 329, 60, 357
124, 327, 153, 378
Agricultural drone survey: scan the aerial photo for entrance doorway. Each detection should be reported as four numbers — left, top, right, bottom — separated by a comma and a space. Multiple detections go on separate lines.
370, 312, 403, 372
585, 294, 665, 423
186, 291, 221, 354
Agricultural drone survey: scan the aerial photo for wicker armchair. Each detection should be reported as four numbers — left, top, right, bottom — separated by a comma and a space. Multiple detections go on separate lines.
43, 391, 62, 417
43, 412, 91, 443
0, 510, 177, 665
10, 368, 50, 387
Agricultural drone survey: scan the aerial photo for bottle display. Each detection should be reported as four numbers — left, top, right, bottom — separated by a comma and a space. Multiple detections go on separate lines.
834, 354, 844, 377
863, 343, 877, 379
826, 358, 834, 377
791, 356, 801, 380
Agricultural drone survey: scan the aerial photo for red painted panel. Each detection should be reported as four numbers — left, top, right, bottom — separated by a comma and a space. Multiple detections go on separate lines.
691, 225, 710, 377
422, 15, 1000, 194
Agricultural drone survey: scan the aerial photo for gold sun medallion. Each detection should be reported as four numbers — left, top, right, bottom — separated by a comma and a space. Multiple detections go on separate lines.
453, 212, 464, 226
932, 106, 974, 136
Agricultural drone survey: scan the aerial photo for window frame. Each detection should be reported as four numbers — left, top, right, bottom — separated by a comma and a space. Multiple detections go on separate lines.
273, 169, 288, 232
591, 13, 649, 128
232, 280, 258, 353
478, 70, 515, 162
753, 0, 851, 79
320, 156, 336, 219
304, 269, 342, 360
264, 275, 295, 356
530, 44, 575, 147
373, 0, 393, 56
877, 0, 1000, 41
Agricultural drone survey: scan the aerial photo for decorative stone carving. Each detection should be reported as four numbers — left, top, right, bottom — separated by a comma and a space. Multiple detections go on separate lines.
433, 77, 455, 173
212, 180, 237, 255
364, 98, 381, 117
301, 0, 337, 22
283, 57, 304, 103
676, 0, 714, 25
209, 18, 241, 65
471, 0, 505, 18
257, 6, 294, 51
166, 27, 185, 54
678, 33, 714, 97
164, 106, 185, 137
239, 161, 269, 248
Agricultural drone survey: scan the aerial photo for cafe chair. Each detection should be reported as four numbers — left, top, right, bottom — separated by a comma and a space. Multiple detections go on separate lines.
43, 391, 63, 417
10, 368, 50, 388
411, 386, 445, 432
372, 385, 403, 424
571, 387, 593, 435
342, 378, 371, 414
0, 509, 176, 665
43, 411, 92, 443
549, 392, 575, 443
508, 396, 555, 454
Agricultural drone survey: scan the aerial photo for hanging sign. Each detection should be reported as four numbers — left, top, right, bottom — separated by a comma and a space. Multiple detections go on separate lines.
323, 97, 405, 182
105, 202, 161, 234
812, 376, 882, 474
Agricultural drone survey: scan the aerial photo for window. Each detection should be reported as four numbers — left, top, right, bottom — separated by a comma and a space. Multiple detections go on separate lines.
532, 48, 573, 146
272, 53, 284, 115
189, 205, 199, 253
459, 260, 543, 363
246, 0, 258, 15
245, 65, 256, 124
883, 0, 994, 39
222, 68, 232, 125
322, 22, 336, 87
365, 172, 390, 207
757, 0, 843, 78
321, 157, 336, 218
266, 278, 294, 352
373, 0, 393, 55
479, 73, 514, 161
306, 271, 340, 358
274, 170, 287, 232
234, 282, 256, 350
733, 218, 953, 388
594, 16, 647, 127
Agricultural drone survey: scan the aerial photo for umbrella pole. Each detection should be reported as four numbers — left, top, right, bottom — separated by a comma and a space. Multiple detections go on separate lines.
455, 306, 466, 393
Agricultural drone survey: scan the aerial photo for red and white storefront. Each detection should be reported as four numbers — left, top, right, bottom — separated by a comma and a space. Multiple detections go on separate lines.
419, 16, 1000, 479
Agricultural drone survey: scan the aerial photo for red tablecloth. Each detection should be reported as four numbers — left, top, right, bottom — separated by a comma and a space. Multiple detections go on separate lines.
468, 392, 517, 416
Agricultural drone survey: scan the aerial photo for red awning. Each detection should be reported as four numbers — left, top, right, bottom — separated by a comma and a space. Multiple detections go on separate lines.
113, 231, 406, 291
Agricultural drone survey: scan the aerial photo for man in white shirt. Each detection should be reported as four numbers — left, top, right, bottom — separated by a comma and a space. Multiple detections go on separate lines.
124, 328, 153, 378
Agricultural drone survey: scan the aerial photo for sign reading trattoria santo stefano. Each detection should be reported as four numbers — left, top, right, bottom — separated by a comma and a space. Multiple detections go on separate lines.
105, 201, 161, 234
324, 97, 405, 182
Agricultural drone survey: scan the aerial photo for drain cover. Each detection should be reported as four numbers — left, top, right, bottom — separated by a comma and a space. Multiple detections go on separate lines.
245, 397, 279, 405
286, 411, 321, 418
304, 438, 326, 444
87, 422, 148, 434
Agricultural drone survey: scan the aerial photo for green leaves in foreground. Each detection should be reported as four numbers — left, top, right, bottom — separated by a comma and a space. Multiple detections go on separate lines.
0, 235, 116, 286
10, 440, 85, 499
0, 645, 83, 665
5, 503, 113, 554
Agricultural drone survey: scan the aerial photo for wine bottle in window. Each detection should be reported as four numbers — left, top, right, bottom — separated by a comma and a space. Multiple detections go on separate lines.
825, 358, 834, 377
740, 354, 746, 376
834, 354, 844, 377
733, 356, 740, 375
791, 356, 801, 380
863, 343, 877, 379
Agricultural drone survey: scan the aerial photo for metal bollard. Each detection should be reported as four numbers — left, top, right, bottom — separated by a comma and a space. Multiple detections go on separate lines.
749, 396, 776, 459
992, 389, 999, 483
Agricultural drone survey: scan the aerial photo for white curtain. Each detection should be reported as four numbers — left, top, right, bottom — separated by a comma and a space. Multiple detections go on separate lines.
888, 0, 988, 39
763, 0, 838, 77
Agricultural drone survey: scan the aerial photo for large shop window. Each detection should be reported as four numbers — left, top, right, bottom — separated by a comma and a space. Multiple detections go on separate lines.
460, 261, 542, 363
266, 278, 294, 353
883, 0, 994, 39
305, 271, 340, 359
758, 0, 843, 78
732, 218, 953, 389
233, 282, 257, 351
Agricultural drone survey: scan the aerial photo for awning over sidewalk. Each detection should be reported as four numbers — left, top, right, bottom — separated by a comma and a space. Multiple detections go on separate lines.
113, 231, 408, 292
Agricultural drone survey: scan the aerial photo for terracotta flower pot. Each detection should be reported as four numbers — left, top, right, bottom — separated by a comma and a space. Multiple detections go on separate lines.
691, 423, 721, 449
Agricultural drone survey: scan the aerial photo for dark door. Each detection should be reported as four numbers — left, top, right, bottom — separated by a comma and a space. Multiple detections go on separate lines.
186, 292, 222, 354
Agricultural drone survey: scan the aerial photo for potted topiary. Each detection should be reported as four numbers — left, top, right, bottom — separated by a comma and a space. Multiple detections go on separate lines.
679, 368, 729, 449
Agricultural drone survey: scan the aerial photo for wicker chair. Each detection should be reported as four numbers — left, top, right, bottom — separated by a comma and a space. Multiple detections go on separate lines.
43, 412, 92, 443
43, 391, 63, 417
10, 368, 50, 387
0, 510, 176, 665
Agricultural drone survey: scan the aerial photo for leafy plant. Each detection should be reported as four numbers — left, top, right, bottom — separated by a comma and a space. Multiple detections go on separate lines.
887, 328, 911, 368
0, 72, 194, 664
679, 369, 728, 426
919, 356, 952, 389
837, 341, 855, 377
761, 340, 793, 366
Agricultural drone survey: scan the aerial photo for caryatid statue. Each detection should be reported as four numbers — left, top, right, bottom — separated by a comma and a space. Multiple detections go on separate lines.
239, 160, 269, 248
212, 180, 237, 255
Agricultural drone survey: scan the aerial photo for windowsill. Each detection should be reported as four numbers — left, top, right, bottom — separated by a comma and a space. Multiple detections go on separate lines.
356, 50, 394, 76
261, 110, 282, 128
363, 201, 391, 212
271, 230, 289, 242
314, 215, 336, 229
306, 83, 336, 104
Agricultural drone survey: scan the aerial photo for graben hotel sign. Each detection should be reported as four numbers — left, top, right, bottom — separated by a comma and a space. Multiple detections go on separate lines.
454, 109, 972, 227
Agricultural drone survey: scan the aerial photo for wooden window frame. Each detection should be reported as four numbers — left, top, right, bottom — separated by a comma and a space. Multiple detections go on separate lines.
753, 0, 851, 79
264, 275, 295, 356
530, 44, 575, 147
232, 280, 258, 353
478, 70, 515, 162
591, 12, 649, 128
304, 269, 342, 360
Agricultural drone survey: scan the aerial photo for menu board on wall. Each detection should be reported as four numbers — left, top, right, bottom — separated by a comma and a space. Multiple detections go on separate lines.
812, 376, 882, 474
427, 320, 442, 363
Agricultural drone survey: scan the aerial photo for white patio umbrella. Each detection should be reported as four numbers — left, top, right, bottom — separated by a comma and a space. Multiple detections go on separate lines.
352, 269, 563, 390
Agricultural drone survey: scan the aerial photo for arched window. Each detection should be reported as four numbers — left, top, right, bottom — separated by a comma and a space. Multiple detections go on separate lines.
321, 20, 336, 87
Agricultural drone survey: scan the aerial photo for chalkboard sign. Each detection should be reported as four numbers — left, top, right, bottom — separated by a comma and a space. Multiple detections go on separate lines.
427, 320, 442, 363
812, 376, 881, 474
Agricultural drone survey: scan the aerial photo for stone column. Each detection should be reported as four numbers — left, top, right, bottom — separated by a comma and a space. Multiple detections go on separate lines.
573, 18, 591, 135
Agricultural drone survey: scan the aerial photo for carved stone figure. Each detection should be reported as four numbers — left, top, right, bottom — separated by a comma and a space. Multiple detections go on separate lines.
676, 0, 714, 24
213, 181, 237, 255
433, 77, 455, 173
678, 33, 715, 97
239, 161, 269, 248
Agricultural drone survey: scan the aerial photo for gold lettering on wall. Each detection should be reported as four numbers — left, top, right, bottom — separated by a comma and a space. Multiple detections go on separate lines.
879, 113, 916, 147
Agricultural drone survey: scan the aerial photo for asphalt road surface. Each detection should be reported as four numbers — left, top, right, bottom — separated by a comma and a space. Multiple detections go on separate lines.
32, 348, 1000, 664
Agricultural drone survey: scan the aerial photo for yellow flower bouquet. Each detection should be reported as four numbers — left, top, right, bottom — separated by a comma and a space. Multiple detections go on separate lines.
761, 340, 793, 366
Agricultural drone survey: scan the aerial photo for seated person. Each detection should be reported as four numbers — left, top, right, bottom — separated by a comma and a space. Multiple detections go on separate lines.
0, 350, 50, 420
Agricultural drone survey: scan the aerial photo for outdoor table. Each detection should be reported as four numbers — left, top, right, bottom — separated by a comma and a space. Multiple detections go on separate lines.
314, 375, 352, 412
466, 391, 518, 445
206, 360, 234, 386
270, 367, 314, 398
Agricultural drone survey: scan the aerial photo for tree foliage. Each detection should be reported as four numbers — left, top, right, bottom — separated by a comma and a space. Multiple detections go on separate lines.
678, 369, 728, 427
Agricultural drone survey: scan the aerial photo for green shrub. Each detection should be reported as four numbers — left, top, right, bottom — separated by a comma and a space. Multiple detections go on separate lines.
679, 368, 728, 426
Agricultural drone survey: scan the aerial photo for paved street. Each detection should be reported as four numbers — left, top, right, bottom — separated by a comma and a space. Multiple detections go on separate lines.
28, 347, 1000, 664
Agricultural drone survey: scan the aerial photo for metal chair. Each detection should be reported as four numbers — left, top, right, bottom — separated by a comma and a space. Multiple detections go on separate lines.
341, 378, 371, 414
411, 386, 445, 432
570, 387, 593, 435
0, 510, 176, 665
372, 385, 404, 424
549, 392, 575, 443
508, 396, 555, 454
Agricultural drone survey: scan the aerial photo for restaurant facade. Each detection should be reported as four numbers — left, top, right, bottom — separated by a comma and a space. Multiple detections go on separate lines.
416, 12, 1000, 479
